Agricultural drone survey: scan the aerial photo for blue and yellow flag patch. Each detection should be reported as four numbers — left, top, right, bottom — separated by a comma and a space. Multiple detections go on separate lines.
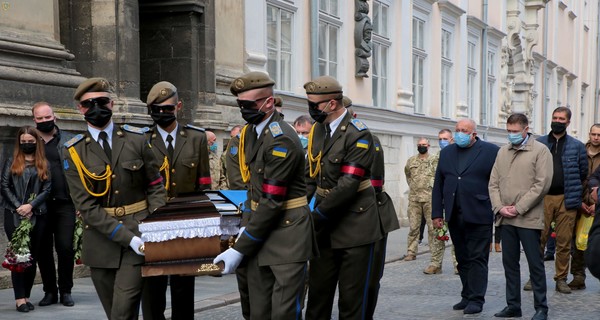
272, 147, 288, 158
356, 139, 369, 149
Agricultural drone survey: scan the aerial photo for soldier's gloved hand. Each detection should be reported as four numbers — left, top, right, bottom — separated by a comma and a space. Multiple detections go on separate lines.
214, 248, 243, 274
129, 236, 145, 256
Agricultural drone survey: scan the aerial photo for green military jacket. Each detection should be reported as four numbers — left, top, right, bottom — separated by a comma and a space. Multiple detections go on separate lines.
371, 135, 400, 234
63, 124, 166, 268
404, 153, 437, 202
225, 135, 246, 190
146, 124, 211, 197
307, 111, 382, 249
234, 112, 317, 266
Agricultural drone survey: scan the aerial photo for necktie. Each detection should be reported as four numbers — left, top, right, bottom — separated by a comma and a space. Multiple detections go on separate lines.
324, 124, 332, 147
166, 135, 174, 160
98, 131, 111, 161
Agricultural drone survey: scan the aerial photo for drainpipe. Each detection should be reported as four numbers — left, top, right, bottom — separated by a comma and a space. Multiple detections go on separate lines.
310, 2, 319, 79
480, 0, 488, 130
595, 0, 600, 122
542, 1, 549, 131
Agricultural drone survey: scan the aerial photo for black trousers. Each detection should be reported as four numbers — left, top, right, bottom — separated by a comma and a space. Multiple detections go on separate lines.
306, 243, 375, 320
37, 200, 76, 294
501, 225, 547, 312
448, 210, 492, 307
365, 234, 388, 320
141, 275, 195, 320
4, 210, 47, 299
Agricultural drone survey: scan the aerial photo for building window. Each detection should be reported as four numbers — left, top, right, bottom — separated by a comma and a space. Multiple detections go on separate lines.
372, 0, 390, 108
267, 5, 293, 91
557, 78, 562, 107
484, 50, 496, 126
467, 40, 477, 118
412, 17, 426, 113
318, 1, 340, 77
441, 28, 453, 118
320, 0, 339, 17
372, 0, 389, 38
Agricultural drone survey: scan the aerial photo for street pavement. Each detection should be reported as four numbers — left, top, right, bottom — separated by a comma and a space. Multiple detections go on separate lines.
0, 227, 599, 319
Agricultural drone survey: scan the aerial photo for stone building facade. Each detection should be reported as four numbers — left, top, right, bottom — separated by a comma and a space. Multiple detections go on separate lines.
0, 0, 598, 231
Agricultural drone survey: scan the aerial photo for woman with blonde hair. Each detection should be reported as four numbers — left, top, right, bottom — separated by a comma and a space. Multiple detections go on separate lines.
1, 126, 51, 312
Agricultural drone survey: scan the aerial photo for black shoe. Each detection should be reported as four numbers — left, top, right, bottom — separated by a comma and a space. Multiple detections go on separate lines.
531, 309, 548, 320
543, 253, 554, 261
464, 303, 482, 314
453, 299, 468, 310
16, 303, 29, 313
494, 306, 522, 317
60, 293, 74, 307
26, 302, 35, 311
38, 293, 58, 306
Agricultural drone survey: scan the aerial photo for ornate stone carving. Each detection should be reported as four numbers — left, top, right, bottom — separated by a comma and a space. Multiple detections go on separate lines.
502, 0, 549, 116
354, 0, 372, 77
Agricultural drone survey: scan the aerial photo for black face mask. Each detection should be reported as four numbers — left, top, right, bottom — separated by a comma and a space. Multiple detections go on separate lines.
551, 121, 567, 134
36, 120, 55, 133
417, 146, 428, 154
240, 108, 266, 125
84, 105, 112, 128
20, 143, 36, 155
151, 113, 177, 127
309, 107, 328, 123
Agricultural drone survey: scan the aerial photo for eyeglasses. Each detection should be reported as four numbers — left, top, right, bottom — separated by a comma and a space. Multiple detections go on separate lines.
236, 96, 271, 109
80, 97, 111, 109
307, 98, 333, 110
149, 104, 176, 114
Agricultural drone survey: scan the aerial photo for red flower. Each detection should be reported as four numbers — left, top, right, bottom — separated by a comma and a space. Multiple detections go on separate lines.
76, 259, 82, 265
551, 232, 556, 238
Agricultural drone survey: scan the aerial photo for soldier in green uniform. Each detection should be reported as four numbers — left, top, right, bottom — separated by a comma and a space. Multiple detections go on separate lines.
214, 71, 317, 319
63, 78, 166, 320
140, 81, 211, 320
219, 125, 242, 190
224, 125, 245, 190
303, 76, 382, 320
403, 138, 440, 266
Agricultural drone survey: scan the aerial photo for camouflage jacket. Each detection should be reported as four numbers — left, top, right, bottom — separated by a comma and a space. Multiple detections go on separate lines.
404, 153, 438, 202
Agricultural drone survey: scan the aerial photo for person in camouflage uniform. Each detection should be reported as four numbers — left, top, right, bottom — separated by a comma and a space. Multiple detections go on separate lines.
403, 138, 442, 265
206, 130, 221, 190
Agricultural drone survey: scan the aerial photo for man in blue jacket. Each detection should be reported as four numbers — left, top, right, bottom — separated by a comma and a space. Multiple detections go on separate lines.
535, 106, 587, 294
432, 118, 499, 315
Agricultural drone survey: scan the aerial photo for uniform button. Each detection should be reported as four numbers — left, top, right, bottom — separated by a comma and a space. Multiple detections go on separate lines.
112, 174, 117, 179
172, 182, 177, 187
458, 177, 461, 180
119, 221, 123, 224
378, 201, 382, 205
171, 169, 176, 173
191, 163, 195, 167
114, 190, 119, 194
359, 207, 364, 211
133, 165, 137, 169
335, 159, 338, 162
321, 162, 324, 166
85, 225, 89, 229
285, 220, 290, 224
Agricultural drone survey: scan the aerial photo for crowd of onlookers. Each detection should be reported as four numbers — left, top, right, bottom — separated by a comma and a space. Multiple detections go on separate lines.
402, 107, 600, 320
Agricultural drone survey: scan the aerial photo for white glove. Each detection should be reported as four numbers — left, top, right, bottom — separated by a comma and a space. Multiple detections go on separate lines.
213, 248, 243, 274
238, 226, 246, 236
129, 236, 145, 256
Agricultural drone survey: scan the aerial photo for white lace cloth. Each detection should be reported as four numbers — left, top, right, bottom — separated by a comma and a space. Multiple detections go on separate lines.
139, 216, 242, 242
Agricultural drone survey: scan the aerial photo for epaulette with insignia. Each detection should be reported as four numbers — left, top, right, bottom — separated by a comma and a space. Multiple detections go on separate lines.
121, 124, 149, 135
350, 118, 368, 131
269, 122, 283, 138
185, 124, 205, 132
64, 134, 85, 148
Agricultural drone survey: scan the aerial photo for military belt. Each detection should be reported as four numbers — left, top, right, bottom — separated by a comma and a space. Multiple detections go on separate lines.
316, 179, 372, 198
104, 200, 147, 217
250, 196, 308, 211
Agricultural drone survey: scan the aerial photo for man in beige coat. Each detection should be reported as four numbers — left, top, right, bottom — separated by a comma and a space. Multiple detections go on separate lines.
488, 113, 553, 320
